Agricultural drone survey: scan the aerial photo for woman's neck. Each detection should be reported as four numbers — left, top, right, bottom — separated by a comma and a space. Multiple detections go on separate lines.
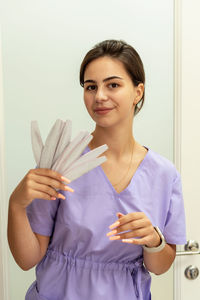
88, 124, 136, 161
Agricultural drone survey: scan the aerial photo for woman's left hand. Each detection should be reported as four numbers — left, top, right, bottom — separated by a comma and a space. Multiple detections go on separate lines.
107, 212, 161, 248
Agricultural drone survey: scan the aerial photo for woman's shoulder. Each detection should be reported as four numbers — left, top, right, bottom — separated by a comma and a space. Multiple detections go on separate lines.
146, 147, 179, 180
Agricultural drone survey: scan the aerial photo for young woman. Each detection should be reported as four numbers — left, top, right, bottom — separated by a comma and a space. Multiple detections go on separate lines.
8, 40, 186, 300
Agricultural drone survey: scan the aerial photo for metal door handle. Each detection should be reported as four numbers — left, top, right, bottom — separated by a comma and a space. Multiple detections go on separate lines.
176, 240, 200, 256
185, 265, 199, 279
176, 250, 200, 256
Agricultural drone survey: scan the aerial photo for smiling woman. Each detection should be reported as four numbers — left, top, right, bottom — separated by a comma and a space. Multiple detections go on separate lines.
7, 39, 186, 300
0, 0, 183, 298
80, 40, 145, 116
82, 55, 144, 129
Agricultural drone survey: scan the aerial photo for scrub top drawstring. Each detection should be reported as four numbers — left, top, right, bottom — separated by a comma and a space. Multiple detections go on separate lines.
127, 257, 143, 298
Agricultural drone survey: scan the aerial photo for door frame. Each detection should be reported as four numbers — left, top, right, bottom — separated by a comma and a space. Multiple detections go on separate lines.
173, 0, 184, 299
0, 29, 10, 300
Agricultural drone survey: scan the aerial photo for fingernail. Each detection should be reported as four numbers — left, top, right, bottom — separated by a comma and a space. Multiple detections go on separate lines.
122, 239, 133, 243
109, 221, 120, 229
63, 185, 74, 193
106, 230, 117, 237
67, 187, 74, 193
61, 176, 71, 183
109, 236, 120, 240
63, 185, 70, 190
58, 193, 66, 200
116, 212, 124, 217
51, 197, 56, 200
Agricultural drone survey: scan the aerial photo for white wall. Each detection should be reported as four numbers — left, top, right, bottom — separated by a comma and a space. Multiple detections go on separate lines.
0, 30, 9, 300
1, 1, 174, 299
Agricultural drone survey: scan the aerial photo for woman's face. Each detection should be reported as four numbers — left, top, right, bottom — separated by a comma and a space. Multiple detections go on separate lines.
83, 56, 144, 128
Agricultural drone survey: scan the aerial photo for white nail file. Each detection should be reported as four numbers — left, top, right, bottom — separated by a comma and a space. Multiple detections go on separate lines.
52, 120, 72, 166
53, 133, 93, 173
65, 144, 108, 173
31, 119, 108, 182
63, 156, 107, 182
31, 121, 44, 166
40, 119, 64, 168
52, 131, 90, 171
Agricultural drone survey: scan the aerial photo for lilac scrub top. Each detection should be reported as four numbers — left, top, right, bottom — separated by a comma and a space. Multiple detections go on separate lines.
25, 146, 186, 300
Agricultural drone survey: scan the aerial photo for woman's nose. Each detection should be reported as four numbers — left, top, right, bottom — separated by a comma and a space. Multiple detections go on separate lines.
95, 87, 108, 102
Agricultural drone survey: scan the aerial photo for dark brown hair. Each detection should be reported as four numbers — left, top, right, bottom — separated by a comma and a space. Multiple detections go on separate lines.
80, 39, 145, 115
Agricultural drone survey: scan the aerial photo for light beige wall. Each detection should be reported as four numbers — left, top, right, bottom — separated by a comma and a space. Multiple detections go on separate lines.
1, 1, 174, 299
0, 30, 9, 300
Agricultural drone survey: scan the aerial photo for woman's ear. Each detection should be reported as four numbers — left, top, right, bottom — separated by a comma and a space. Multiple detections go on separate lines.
133, 83, 144, 105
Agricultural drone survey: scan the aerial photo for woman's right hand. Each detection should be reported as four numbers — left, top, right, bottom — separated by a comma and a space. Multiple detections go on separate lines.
9, 168, 73, 209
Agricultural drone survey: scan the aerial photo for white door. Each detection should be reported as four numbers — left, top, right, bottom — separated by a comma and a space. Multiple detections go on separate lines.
174, 0, 200, 299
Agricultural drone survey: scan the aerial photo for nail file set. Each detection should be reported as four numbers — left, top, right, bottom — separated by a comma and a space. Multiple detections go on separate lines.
31, 119, 108, 182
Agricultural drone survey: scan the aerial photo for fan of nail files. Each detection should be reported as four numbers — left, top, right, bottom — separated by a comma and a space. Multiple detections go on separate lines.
31, 119, 108, 182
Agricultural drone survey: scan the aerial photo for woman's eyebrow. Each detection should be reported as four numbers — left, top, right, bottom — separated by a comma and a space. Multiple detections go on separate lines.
83, 76, 123, 85
103, 76, 123, 82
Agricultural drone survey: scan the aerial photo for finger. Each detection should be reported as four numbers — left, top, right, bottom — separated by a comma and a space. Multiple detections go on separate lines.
27, 169, 73, 192
109, 212, 144, 229
30, 173, 73, 192
116, 212, 124, 218
109, 228, 147, 240
31, 190, 60, 201
32, 182, 66, 200
112, 218, 150, 234
121, 237, 147, 245
30, 168, 71, 183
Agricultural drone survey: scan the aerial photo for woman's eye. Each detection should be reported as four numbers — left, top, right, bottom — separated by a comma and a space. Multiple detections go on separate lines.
108, 83, 119, 88
86, 85, 96, 91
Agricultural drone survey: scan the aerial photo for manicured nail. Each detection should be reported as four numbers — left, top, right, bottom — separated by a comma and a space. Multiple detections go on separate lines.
106, 230, 117, 237
116, 212, 124, 217
109, 235, 120, 240
109, 221, 120, 229
122, 239, 133, 243
51, 197, 56, 200
58, 193, 66, 200
61, 176, 71, 183
63, 185, 73, 191
67, 187, 74, 193
63, 185, 74, 192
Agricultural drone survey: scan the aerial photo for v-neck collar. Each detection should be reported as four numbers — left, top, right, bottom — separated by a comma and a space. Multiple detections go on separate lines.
85, 145, 150, 196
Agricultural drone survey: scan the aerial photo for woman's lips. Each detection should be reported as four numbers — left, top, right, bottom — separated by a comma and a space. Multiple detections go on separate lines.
94, 108, 113, 115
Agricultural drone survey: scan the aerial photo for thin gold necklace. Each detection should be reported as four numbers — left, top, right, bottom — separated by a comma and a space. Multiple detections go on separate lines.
89, 139, 135, 187
112, 141, 135, 187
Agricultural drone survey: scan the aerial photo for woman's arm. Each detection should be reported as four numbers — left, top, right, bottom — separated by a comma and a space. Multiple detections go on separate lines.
8, 200, 50, 270
143, 244, 176, 275
7, 168, 71, 270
